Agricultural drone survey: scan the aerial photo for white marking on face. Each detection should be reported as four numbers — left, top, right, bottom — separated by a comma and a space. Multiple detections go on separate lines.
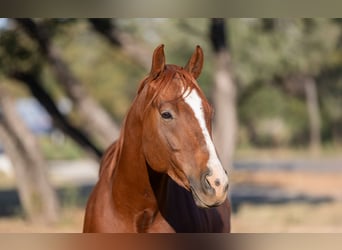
183, 89, 229, 198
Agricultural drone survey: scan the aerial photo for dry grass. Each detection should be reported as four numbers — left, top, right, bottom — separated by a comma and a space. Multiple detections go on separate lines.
230, 165, 342, 232
231, 201, 342, 233
0, 208, 84, 233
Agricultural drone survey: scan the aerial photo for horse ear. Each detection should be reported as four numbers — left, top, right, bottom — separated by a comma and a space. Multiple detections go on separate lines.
184, 45, 203, 79
150, 44, 165, 79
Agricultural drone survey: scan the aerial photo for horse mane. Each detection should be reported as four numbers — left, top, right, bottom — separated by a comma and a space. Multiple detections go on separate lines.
99, 64, 210, 177
98, 124, 126, 179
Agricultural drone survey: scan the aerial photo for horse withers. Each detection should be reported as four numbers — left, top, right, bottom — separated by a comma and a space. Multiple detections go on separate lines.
83, 44, 231, 233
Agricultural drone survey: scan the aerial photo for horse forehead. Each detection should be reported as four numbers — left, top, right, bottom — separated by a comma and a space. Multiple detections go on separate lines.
157, 70, 204, 106
159, 77, 187, 100
181, 90, 208, 127
183, 88, 199, 109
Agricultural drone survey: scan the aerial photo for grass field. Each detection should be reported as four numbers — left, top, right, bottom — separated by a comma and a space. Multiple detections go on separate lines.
232, 201, 342, 233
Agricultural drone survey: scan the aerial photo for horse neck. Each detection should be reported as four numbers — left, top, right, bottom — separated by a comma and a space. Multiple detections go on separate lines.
111, 103, 158, 214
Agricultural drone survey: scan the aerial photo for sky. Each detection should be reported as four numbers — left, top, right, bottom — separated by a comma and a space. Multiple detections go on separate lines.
0, 18, 8, 29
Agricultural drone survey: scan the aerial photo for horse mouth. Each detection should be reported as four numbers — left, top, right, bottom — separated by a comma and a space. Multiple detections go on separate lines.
190, 187, 222, 208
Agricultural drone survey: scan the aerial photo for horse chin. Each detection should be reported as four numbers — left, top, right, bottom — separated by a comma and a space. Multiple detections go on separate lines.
191, 189, 211, 208
190, 187, 225, 209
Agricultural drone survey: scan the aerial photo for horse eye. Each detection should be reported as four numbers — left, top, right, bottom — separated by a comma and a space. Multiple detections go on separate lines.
161, 111, 173, 120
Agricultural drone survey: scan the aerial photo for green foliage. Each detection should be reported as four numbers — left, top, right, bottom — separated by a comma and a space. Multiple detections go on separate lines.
240, 85, 307, 146
39, 136, 84, 160
230, 19, 342, 146
117, 19, 214, 95
230, 19, 340, 84
54, 21, 147, 121
51, 19, 215, 121
0, 27, 42, 75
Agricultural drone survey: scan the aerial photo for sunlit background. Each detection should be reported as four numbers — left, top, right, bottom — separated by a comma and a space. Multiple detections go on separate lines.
0, 18, 341, 232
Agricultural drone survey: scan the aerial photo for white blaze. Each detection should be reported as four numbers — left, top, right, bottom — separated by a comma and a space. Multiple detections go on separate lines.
183, 89, 228, 198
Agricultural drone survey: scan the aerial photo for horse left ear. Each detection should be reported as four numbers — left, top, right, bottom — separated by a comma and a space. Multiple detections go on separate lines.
184, 45, 204, 79
150, 44, 166, 79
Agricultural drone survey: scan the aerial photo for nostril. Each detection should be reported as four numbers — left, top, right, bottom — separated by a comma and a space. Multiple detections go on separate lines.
214, 179, 221, 187
204, 177, 211, 190
201, 172, 215, 195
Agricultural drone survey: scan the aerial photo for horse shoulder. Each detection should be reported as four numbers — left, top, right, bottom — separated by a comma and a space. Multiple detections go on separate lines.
83, 178, 119, 232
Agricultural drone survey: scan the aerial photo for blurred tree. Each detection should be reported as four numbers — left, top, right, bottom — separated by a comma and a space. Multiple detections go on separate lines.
210, 18, 237, 171
320, 19, 342, 144
14, 18, 120, 148
12, 71, 103, 159
230, 19, 340, 150
0, 23, 103, 159
0, 19, 114, 223
0, 84, 60, 224
88, 18, 152, 70
303, 75, 321, 153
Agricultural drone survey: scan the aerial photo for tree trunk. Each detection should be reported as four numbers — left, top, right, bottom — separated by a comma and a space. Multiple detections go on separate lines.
11, 71, 103, 160
210, 19, 237, 172
303, 75, 321, 154
46, 49, 120, 147
15, 18, 120, 148
88, 18, 152, 70
0, 85, 60, 224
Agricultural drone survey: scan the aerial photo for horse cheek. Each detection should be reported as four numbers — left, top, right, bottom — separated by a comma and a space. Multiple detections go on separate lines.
142, 120, 169, 172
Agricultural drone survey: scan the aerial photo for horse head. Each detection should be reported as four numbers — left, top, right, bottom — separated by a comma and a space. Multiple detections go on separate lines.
138, 44, 229, 208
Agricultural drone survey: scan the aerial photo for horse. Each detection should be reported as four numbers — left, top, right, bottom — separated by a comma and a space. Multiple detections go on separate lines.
83, 44, 231, 233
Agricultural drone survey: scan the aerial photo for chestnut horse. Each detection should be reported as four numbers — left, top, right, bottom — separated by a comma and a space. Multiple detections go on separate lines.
83, 45, 231, 233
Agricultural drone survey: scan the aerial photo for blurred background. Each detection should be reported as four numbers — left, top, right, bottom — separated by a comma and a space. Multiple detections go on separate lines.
0, 18, 341, 232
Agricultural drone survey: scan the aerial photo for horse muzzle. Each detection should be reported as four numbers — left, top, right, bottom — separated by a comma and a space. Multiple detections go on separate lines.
190, 170, 229, 208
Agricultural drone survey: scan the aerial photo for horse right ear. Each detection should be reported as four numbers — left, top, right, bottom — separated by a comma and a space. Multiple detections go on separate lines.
184, 45, 203, 79
150, 44, 165, 79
